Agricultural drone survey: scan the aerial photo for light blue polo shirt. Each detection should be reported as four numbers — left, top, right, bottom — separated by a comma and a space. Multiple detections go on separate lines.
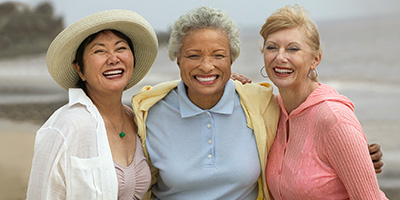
146, 80, 260, 200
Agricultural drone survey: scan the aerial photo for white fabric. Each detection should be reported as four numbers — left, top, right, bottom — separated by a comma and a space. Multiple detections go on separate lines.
27, 88, 118, 199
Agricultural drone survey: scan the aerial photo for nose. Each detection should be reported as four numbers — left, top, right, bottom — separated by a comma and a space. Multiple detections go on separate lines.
107, 52, 120, 65
275, 49, 288, 64
199, 56, 215, 73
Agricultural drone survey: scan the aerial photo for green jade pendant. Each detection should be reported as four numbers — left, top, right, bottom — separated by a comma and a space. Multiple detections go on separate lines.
119, 132, 126, 138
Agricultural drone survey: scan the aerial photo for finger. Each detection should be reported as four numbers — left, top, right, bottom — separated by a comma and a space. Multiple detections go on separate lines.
370, 150, 383, 161
374, 160, 384, 174
369, 143, 381, 154
230, 72, 239, 80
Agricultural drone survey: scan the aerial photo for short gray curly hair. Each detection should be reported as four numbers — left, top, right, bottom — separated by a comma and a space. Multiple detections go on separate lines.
167, 6, 240, 62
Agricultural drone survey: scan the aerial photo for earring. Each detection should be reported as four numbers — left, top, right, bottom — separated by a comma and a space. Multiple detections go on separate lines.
260, 66, 268, 78
308, 69, 318, 80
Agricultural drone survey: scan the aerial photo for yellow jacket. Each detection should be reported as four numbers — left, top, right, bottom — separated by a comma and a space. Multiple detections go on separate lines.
131, 80, 280, 200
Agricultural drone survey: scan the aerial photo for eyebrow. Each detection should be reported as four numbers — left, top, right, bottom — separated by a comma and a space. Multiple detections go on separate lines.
265, 41, 301, 46
89, 40, 127, 49
185, 48, 228, 53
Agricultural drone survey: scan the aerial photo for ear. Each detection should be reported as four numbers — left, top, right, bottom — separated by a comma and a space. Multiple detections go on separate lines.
312, 51, 322, 69
73, 63, 86, 81
176, 58, 181, 68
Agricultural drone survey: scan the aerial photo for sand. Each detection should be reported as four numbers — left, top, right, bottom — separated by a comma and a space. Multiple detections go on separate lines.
0, 119, 39, 200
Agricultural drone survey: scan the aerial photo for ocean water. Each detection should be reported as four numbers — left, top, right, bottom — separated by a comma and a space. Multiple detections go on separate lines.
0, 15, 399, 194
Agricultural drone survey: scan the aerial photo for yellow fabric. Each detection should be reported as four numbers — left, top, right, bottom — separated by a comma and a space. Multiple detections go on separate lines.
131, 80, 279, 200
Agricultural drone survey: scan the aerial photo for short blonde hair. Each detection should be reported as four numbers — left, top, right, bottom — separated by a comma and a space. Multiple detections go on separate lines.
260, 4, 321, 55
168, 6, 240, 62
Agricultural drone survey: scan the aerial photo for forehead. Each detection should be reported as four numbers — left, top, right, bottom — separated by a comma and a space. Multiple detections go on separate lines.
182, 28, 230, 49
267, 27, 308, 43
91, 31, 126, 43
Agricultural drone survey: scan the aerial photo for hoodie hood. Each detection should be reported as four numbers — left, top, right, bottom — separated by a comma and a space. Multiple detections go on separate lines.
278, 83, 354, 116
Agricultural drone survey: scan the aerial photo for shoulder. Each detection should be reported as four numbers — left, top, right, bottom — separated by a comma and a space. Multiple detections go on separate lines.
39, 103, 97, 138
132, 80, 179, 109
312, 100, 361, 136
234, 81, 274, 96
314, 100, 357, 122
235, 81, 278, 112
136, 80, 179, 95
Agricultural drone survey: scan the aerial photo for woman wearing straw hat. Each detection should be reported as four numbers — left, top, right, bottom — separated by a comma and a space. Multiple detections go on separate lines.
27, 10, 157, 199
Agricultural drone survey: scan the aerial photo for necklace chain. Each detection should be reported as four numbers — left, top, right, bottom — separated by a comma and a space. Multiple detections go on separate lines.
99, 107, 126, 138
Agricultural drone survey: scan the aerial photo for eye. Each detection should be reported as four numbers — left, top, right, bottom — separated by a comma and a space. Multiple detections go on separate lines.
116, 45, 129, 52
214, 54, 225, 59
94, 49, 105, 54
265, 45, 277, 50
288, 46, 300, 52
187, 54, 200, 59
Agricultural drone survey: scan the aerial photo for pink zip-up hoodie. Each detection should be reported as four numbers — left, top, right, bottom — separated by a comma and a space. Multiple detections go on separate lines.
266, 83, 387, 200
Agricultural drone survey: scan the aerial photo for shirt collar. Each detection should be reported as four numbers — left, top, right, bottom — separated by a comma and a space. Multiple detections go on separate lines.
68, 88, 93, 108
177, 80, 235, 118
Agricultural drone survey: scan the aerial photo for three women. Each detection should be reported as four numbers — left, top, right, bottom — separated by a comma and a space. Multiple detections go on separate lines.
27, 5, 386, 200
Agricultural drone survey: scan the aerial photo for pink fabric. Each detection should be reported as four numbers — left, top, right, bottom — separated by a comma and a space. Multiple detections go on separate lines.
266, 83, 387, 200
114, 135, 151, 200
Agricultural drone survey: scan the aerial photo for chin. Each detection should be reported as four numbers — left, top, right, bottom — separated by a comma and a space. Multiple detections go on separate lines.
270, 80, 293, 90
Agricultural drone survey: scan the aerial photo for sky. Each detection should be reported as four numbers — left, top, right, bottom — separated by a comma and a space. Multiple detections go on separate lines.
2, 0, 400, 31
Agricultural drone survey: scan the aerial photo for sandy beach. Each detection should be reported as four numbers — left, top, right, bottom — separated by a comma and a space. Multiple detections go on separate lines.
0, 119, 38, 200
1, 14, 400, 199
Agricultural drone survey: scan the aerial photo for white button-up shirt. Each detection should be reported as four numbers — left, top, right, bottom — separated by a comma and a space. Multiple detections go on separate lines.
27, 88, 118, 199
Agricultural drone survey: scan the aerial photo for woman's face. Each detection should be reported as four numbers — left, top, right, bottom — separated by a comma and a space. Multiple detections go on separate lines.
74, 30, 134, 94
177, 28, 232, 106
263, 27, 320, 91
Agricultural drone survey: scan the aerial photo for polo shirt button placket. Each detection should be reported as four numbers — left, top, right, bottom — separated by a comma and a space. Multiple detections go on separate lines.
205, 112, 214, 162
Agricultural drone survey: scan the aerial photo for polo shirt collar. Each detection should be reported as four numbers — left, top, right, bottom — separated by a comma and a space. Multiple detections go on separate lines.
177, 80, 235, 118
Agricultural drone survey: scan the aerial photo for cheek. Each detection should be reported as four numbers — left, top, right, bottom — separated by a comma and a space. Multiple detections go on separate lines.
263, 52, 272, 64
83, 55, 102, 69
122, 54, 134, 66
178, 60, 193, 75
222, 64, 231, 76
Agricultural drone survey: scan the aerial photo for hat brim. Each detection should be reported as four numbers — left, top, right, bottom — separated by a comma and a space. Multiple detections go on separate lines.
47, 9, 158, 90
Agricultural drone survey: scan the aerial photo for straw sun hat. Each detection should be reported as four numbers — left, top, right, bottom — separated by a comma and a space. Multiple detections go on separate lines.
47, 9, 158, 90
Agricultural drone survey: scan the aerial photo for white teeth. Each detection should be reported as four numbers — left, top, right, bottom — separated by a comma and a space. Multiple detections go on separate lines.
274, 68, 293, 74
196, 76, 217, 82
103, 70, 123, 76
105, 74, 120, 78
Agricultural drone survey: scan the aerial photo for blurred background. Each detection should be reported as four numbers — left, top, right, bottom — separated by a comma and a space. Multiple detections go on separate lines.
0, 0, 399, 199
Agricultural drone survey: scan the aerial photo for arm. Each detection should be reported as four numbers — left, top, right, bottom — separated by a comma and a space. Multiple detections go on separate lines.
324, 122, 386, 199
27, 128, 66, 199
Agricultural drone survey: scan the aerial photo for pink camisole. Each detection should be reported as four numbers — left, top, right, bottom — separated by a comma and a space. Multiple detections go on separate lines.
114, 135, 151, 200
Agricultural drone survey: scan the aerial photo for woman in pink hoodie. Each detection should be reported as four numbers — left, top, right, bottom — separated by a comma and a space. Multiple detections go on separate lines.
261, 4, 388, 200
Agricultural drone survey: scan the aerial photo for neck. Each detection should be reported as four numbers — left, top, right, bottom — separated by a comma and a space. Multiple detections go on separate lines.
278, 82, 319, 114
192, 96, 221, 110
88, 89, 125, 117
187, 90, 223, 110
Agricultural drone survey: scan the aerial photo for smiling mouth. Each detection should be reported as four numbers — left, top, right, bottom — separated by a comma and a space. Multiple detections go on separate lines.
103, 69, 124, 78
274, 68, 294, 74
195, 75, 219, 82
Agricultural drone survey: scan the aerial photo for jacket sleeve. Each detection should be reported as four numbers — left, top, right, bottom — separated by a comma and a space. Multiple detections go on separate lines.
27, 127, 67, 200
324, 121, 387, 199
